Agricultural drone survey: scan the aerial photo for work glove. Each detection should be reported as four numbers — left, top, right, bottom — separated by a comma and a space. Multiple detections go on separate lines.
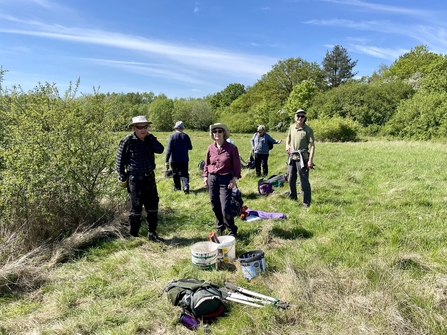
119, 178, 128, 188
165, 162, 170, 170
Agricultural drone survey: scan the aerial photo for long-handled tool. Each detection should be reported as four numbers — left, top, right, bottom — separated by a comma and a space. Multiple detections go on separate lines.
224, 282, 291, 309
220, 287, 270, 308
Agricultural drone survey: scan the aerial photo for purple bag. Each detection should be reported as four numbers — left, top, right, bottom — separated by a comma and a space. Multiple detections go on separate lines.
258, 179, 273, 195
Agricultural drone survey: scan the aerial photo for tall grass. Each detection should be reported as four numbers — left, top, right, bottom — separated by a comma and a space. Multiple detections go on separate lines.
1, 131, 446, 335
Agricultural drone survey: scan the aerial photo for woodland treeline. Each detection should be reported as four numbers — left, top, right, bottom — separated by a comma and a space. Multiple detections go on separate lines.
1, 44, 446, 263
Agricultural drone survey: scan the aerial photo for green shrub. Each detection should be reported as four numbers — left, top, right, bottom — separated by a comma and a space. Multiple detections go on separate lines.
310, 116, 359, 142
0, 83, 120, 256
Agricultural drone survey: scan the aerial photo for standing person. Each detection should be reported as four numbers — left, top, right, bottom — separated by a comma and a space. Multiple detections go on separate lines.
202, 123, 242, 238
116, 115, 165, 242
165, 121, 193, 194
285, 109, 315, 207
251, 125, 283, 177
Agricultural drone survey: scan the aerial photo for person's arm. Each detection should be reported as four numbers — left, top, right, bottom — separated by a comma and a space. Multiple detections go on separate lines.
285, 129, 291, 154
250, 133, 256, 151
187, 135, 193, 150
229, 145, 242, 189
202, 147, 211, 187
308, 141, 315, 168
116, 138, 129, 181
147, 133, 164, 154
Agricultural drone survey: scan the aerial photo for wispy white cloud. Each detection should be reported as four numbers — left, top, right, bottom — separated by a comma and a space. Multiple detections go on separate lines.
261, 7, 271, 10
0, 17, 276, 81
84, 58, 210, 86
349, 45, 406, 61
320, 0, 432, 17
194, 7, 199, 13
306, 18, 447, 52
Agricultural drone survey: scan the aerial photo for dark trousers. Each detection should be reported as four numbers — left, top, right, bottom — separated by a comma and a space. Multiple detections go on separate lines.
128, 172, 159, 236
207, 174, 238, 236
171, 162, 189, 191
254, 153, 269, 176
287, 160, 311, 206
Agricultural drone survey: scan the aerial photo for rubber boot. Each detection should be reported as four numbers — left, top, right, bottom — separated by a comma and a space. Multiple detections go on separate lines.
129, 215, 141, 237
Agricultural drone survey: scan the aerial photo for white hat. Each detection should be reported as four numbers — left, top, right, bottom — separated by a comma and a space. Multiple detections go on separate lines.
173, 121, 185, 129
209, 123, 230, 140
128, 115, 151, 129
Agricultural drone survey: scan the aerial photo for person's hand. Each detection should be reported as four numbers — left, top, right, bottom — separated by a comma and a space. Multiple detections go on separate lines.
251, 147, 254, 151
165, 162, 169, 170
119, 178, 128, 188
307, 161, 314, 169
286, 145, 291, 154
203, 177, 208, 188
228, 178, 237, 189
278, 139, 284, 144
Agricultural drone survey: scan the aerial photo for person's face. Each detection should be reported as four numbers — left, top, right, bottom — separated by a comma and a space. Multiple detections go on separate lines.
295, 114, 306, 124
258, 129, 265, 135
212, 128, 224, 140
133, 123, 149, 139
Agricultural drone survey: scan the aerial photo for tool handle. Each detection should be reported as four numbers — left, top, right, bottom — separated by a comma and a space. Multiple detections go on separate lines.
225, 282, 239, 291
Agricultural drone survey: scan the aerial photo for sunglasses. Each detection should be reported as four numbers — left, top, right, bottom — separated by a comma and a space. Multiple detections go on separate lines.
296, 115, 306, 119
135, 125, 148, 130
212, 129, 224, 134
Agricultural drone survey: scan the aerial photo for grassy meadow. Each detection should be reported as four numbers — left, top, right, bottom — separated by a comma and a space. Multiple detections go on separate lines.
1, 130, 447, 335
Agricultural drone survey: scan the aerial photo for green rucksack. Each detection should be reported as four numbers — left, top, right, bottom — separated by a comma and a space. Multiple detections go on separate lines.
164, 278, 225, 317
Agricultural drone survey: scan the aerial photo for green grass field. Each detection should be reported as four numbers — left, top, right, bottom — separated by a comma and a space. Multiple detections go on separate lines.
1, 131, 447, 335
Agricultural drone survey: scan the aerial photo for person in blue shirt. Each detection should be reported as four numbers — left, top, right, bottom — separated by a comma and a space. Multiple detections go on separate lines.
165, 121, 193, 194
250, 125, 283, 177
116, 116, 165, 242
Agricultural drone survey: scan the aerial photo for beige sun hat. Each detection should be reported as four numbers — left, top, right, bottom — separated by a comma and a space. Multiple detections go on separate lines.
209, 123, 230, 140
128, 115, 151, 129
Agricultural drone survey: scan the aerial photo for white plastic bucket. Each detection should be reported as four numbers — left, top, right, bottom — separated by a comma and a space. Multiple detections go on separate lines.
238, 250, 266, 280
191, 241, 218, 270
217, 236, 236, 263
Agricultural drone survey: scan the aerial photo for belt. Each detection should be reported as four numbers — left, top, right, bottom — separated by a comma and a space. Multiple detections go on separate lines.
130, 171, 154, 177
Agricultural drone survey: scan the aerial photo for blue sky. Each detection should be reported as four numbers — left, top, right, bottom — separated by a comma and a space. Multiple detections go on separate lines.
1, 0, 446, 98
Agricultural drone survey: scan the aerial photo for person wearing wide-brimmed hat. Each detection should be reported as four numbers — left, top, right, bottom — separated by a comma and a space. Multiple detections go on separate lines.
202, 123, 242, 237
165, 121, 193, 194
251, 125, 284, 177
116, 115, 166, 242
285, 109, 315, 207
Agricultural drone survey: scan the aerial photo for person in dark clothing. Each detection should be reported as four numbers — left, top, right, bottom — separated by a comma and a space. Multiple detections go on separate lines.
202, 123, 242, 238
250, 125, 283, 177
165, 121, 193, 194
116, 115, 165, 242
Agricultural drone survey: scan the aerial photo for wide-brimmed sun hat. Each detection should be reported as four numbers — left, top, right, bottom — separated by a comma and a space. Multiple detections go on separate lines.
173, 121, 185, 129
209, 123, 230, 140
128, 115, 151, 129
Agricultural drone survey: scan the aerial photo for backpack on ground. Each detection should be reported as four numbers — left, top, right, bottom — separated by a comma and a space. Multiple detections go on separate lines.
258, 178, 273, 196
265, 174, 287, 187
231, 187, 244, 217
164, 278, 225, 317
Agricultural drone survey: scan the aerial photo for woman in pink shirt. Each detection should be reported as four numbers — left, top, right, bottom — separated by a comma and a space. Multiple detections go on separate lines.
202, 123, 242, 238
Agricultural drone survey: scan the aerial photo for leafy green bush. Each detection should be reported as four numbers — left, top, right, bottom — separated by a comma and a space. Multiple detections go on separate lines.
310, 116, 359, 142
383, 90, 447, 140
0, 83, 120, 256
